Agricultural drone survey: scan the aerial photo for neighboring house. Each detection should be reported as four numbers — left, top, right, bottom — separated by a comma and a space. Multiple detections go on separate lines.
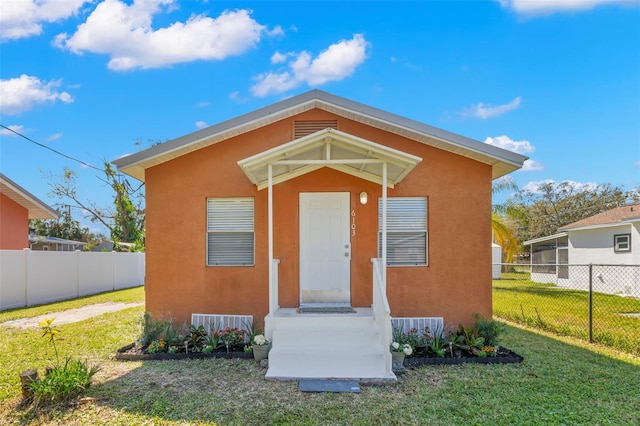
29, 233, 87, 251
0, 173, 58, 250
524, 203, 640, 297
114, 90, 526, 380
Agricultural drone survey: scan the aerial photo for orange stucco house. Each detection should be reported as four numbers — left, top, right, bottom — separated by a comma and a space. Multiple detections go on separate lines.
114, 90, 526, 380
0, 173, 58, 250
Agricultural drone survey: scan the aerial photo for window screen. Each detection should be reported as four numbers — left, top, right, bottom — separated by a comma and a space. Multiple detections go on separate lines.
378, 197, 427, 266
207, 198, 254, 266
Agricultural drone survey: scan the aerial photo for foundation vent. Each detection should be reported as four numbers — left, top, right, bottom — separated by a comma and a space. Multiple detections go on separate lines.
191, 313, 253, 338
294, 120, 338, 139
392, 317, 444, 337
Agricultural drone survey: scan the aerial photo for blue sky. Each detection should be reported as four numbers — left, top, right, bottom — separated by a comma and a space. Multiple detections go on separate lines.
1, 0, 639, 235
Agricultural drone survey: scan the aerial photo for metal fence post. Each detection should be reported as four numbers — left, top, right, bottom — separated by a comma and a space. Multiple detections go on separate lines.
588, 263, 593, 343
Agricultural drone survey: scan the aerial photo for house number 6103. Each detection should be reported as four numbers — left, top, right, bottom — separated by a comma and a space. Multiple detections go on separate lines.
351, 209, 356, 236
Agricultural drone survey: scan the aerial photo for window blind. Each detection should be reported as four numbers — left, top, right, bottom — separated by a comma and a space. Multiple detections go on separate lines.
378, 197, 427, 266
207, 198, 254, 266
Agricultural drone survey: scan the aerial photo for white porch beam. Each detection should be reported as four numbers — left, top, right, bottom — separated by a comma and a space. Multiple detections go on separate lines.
268, 164, 274, 316
274, 159, 384, 165
382, 162, 387, 289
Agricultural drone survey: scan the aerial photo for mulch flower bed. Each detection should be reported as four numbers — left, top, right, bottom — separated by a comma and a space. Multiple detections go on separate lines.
115, 343, 252, 361
405, 346, 523, 366
115, 343, 523, 364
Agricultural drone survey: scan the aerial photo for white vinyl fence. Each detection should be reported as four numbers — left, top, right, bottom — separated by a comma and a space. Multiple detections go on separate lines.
0, 249, 145, 311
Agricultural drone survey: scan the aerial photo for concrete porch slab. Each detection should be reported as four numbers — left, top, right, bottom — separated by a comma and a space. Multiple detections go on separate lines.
298, 379, 360, 393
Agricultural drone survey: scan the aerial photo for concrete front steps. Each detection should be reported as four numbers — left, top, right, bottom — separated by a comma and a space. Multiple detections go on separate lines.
264, 308, 396, 382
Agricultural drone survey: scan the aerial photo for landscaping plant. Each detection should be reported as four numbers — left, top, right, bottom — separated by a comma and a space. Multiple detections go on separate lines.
28, 318, 99, 406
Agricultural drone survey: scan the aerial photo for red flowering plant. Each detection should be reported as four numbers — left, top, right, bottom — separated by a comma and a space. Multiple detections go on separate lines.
211, 327, 247, 353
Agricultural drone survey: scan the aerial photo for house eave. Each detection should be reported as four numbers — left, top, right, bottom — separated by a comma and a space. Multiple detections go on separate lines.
558, 221, 636, 233
523, 232, 568, 246
113, 90, 527, 181
0, 173, 58, 220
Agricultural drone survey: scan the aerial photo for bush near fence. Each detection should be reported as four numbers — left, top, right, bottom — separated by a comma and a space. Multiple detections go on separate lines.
493, 263, 640, 356
0, 249, 145, 311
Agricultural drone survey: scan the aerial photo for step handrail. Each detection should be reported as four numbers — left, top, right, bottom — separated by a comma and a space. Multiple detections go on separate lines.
371, 258, 392, 375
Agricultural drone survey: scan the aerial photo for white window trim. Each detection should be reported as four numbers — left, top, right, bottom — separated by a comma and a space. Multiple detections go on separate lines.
378, 197, 428, 267
614, 233, 631, 253
206, 197, 255, 266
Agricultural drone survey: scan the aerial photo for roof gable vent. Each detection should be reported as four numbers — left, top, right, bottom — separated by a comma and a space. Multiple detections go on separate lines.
294, 120, 338, 139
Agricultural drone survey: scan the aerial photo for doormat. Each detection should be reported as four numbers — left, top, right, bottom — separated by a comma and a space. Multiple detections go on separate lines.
299, 379, 360, 393
297, 307, 356, 314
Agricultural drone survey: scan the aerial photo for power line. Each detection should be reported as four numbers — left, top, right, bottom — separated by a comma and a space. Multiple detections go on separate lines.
1, 123, 103, 172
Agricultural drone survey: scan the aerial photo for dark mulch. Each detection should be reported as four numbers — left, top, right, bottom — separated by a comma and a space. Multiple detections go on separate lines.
115, 343, 523, 365
115, 343, 252, 361
405, 346, 523, 366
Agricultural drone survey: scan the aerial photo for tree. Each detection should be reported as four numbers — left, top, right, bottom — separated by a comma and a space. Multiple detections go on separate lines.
30, 208, 100, 245
46, 162, 145, 251
512, 182, 640, 242
491, 177, 526, 263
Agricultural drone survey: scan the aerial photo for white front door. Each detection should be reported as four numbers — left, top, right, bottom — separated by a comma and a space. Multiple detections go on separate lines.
299, 192, 351, 305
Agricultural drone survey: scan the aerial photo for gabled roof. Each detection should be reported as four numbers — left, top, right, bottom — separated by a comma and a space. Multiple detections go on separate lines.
0, 173, 58, 220
29, 235, 87, 246
238, 128, 422, 190
113, 90, 528, 181
558, 204, 640, 232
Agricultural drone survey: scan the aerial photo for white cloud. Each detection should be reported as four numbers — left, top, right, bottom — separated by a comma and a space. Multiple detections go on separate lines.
484, 135, 534, 154
0, 74, 73, 115
523, 179, 598, 193
251, 34, 369, 97
520, 159, 544, 171
0, 124, 24, 135
271, 51, 292, 64
497, 0, 636, 15
46, 132, 63, 141
267, 25, 284, 36
464, 97, 522, 119
0, 0, 88, 42
55, 1, 270, 70
195, 121, 207, 129
229, 91, 248, 103
485, 135, 544, 172
197, 101, 211, 108
634, 160, 640, 167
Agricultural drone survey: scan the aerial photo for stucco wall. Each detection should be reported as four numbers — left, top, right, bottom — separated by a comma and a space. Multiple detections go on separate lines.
569, 224, 638, 264
0, 193, 28, 250
144, 109, 492, 329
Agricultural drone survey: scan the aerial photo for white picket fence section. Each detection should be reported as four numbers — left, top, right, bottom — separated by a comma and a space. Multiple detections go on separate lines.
0, 249, 145, 311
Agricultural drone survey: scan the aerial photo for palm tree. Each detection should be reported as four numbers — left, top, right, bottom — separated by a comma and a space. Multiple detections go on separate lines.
492, 178, 526, 264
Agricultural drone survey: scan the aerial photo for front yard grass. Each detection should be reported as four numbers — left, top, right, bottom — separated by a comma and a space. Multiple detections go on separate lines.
1, 287, 639, 425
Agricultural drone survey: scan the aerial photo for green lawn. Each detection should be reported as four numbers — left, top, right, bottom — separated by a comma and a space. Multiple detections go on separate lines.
1, 287, 639, 425
494, 273, 640, 356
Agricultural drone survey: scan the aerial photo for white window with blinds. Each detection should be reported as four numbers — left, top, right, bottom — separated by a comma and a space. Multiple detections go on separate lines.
378, 197, 427, 266
207, 198, 255, 266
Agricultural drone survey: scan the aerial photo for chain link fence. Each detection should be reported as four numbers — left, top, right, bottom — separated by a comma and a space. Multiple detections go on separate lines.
493, 264, 640, 356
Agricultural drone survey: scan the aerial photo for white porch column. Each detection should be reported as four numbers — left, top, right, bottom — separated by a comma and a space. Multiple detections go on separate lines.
268, 164, 274, 316
382, 162, 387, 290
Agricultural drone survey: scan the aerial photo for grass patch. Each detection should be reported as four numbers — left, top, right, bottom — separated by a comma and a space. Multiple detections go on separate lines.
0, 290, 144, 403
493, 276, 640, 356
0, 286, 144, 324
1, 290, 639, 425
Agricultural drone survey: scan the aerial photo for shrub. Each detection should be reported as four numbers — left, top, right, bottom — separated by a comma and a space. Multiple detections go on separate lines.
474, 313, 505, 346
29, 357, 99, 405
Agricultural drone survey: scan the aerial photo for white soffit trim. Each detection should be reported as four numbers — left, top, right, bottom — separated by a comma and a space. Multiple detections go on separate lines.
523, 232, 568, 246
237, 128, 422, 190
0, 173, 58, 220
